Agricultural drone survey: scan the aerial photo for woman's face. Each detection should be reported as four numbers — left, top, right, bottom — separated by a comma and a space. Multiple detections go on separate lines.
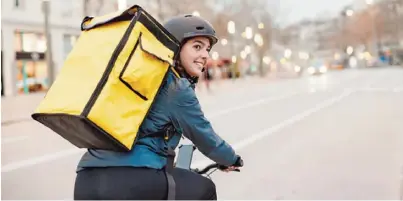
179, 36, 211, 77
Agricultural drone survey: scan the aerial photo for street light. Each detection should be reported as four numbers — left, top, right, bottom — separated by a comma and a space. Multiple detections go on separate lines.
42, 0, 55, 87
212, 51, 219, 60
263, 56, 271, 64
284, 49, 292, 58
232, 56, 237, 63
254, 33, 263, 47
192, 11, 200, 16
227, 21, 235, 34
346, 46, 354, 55
241, 32, 246, 38
245, 27, 253, 39
346, 9, 354, 16
227, 21, 236, 79
240, 51, 247, 59
221, 38, 228, 46
258, 22, 264, 29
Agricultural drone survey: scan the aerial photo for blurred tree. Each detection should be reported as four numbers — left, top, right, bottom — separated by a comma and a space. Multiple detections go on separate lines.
340, 7, 385, 51
213, 0, 275, 76
347, 11, 376, 47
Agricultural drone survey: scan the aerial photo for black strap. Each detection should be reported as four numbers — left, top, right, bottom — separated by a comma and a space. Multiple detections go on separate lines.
165, 147, 176, 200
141, 124, 177, 200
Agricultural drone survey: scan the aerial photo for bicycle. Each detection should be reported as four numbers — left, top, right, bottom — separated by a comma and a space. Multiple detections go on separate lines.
164, 144, 243, 200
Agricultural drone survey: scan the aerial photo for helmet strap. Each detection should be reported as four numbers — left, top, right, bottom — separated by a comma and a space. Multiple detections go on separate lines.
174, 59, 199, 85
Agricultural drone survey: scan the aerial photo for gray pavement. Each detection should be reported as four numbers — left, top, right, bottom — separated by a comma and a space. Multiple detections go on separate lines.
2, 66, 403, 200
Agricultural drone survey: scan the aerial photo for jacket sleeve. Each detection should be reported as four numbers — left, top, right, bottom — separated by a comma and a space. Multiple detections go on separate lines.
167, 80, 238, 166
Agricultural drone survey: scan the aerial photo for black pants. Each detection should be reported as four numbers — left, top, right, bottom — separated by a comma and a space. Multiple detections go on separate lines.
74, 166, 217, 200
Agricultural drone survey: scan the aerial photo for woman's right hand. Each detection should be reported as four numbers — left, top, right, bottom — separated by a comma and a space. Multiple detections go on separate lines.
218, 156, 243, 172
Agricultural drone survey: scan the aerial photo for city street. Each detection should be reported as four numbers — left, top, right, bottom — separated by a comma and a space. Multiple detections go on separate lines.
2, 67, 403, 199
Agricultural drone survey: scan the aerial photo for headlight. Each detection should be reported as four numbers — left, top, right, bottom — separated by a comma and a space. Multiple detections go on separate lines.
294, 66, 301, 72
308, 67, 315, 74
319, 66, 327, 73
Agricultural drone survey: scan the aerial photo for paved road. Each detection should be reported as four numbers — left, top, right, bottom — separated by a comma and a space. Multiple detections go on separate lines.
2, 67, 403, 200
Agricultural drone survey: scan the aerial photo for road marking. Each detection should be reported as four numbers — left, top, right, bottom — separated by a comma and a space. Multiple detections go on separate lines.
0, 92, 300, 147
350, 87, 403, 93
394, 85, 403, 93
394, 88, 403, 93
1, 92, 301, 173
198, 80, 289, 107
1, 136, 30, 144
2, 149, 85, 173
192, 89, 353, 168
1, 118, 33, 126
207, 92, 300, 119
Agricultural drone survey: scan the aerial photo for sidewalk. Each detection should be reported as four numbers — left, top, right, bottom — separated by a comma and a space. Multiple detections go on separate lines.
1, 92, 48, 125
1, 76, 269, 125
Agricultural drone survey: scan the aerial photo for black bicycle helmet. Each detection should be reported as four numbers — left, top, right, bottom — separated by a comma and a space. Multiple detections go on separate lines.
163, 14, 218, 84
163, 14, 218, 47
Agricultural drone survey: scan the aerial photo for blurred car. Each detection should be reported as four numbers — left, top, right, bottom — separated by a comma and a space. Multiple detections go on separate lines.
330, 60, 344, 70
306, 59, 328, 75
307, 63, 328, 75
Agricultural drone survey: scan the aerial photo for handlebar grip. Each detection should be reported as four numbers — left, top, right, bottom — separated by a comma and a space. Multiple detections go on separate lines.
195, 164, 219, 174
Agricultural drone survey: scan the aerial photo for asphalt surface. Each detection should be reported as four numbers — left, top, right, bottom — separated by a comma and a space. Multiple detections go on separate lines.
2, 66, 403, 200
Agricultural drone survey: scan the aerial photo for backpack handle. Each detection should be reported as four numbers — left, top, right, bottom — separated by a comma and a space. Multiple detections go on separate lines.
81, 5, 141, 31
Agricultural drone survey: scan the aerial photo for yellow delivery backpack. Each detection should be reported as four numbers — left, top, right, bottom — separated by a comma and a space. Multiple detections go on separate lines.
31, 5, 180, 152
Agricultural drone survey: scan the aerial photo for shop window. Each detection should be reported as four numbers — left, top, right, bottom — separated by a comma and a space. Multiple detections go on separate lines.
14, 31, 49, 94
14, 31, 47, 53
16, 60, 49, 94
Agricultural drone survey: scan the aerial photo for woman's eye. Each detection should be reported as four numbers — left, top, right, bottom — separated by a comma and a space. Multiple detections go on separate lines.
194, 45, 201, 50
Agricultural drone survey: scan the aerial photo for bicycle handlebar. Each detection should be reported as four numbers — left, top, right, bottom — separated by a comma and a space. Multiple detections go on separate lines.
192, 163, 241, 174
192, 163, 220, 174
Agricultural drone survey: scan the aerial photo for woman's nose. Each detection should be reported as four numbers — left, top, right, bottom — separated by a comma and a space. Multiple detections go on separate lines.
202, 50, 210, 59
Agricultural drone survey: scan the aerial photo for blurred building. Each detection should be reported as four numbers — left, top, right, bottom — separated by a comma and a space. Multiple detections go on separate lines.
345, 0, 403, 50
0, 0, 153, 97
376, 0, 403, 47
312, 18, 340, 60
278, 17, 339, 62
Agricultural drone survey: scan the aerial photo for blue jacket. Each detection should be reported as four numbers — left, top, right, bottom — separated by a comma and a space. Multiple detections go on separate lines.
76, 70, 238, 171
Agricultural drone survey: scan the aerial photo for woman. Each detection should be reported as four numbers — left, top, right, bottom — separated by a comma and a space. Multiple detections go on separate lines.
74, 14, 243, 200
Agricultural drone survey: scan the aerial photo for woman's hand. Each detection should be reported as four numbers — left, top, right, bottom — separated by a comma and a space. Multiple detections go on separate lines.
218, 155, 243, 172
220, 166, 240, 172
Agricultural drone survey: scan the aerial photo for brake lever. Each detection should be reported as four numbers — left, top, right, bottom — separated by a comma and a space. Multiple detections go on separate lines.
233, 168, 240, 172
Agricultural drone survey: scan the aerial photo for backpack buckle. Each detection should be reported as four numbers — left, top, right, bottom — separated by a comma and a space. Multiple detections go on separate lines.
164, 125, 176, 141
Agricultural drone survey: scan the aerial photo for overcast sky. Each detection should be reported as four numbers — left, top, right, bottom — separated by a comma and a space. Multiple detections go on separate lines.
277, 0, 354, 25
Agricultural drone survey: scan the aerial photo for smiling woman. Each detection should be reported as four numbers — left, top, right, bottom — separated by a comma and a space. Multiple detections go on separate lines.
179, 37, 211, 77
